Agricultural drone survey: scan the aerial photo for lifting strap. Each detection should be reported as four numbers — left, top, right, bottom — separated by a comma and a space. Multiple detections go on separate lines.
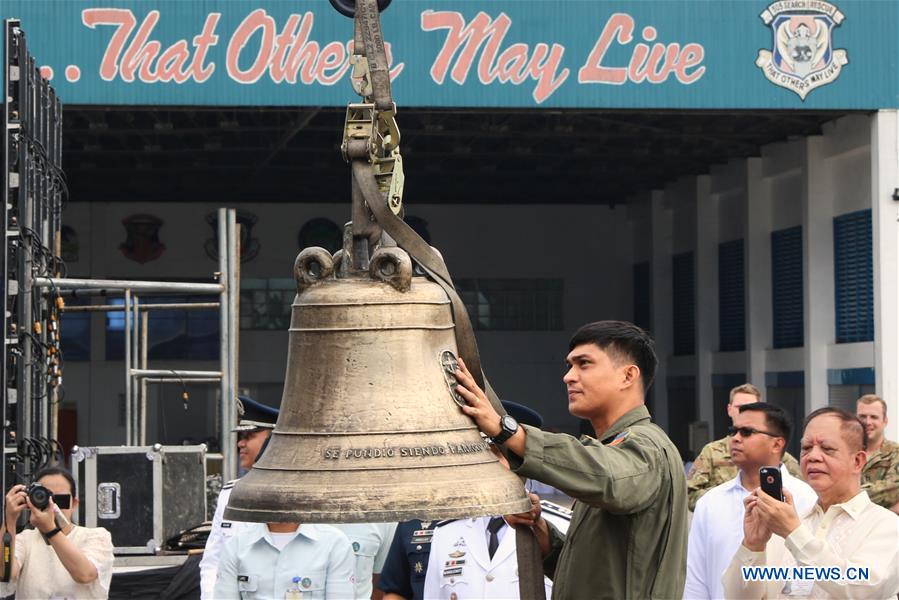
347, 3, 546, 597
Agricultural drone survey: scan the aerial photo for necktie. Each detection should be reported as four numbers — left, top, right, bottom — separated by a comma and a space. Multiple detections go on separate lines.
487, 516, 505, 559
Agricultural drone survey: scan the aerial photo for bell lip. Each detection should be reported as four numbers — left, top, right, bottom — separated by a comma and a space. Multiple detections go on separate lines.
223, 496, 533, 524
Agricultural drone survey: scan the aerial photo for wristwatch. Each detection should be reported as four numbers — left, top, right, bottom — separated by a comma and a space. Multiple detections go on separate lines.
44, 527, 62, 539
492, 415, 519, 445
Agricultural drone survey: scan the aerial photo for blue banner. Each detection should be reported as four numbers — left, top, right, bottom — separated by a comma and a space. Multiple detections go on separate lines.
2, 0, 896, 108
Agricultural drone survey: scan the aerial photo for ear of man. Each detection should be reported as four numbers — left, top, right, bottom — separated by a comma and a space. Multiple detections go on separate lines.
621, 364, 641, 391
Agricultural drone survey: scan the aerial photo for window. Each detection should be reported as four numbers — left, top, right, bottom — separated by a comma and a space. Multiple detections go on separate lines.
667, 375, 697, 461
455, 279, 563, 331
240, 278, 295, 331
834, 210, 873, 343
106, 296, 219, 360
672, 252, 695, 356
60, 301, 90, 361
718, 240, 745, 351
771, 226, 803, 348
633, 262, 650, 332
238, 277, 563, 332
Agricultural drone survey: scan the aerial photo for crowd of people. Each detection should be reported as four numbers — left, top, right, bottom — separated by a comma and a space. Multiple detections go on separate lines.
2, 320, 898, 599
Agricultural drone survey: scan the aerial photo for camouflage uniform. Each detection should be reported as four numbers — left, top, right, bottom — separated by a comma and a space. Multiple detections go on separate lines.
686, 436, 802, 511
861, 438, 899, 510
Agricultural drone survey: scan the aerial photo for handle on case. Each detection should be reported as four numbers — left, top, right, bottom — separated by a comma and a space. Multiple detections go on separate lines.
97, 483, 121, 519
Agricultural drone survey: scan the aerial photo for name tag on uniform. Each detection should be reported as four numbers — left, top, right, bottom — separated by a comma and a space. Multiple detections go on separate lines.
411, 529, 433, 544
784, 580, 814, 597
221, 522, 232, 529
443, 567, 463, 577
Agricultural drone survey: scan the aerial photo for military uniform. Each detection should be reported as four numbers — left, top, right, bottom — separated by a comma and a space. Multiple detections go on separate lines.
509, 405, 688, 600
378, 520, 447, 600
200, 395, 279, 599
686, 436, 802, 511
422, 516, 553, 599
861, 438, 899, 510
200, 480, 247, 598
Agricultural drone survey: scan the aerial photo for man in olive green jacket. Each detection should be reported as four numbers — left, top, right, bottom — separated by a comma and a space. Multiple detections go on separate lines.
455, 320, 687, 600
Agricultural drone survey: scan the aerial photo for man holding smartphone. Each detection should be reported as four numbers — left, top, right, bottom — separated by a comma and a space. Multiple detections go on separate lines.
684, 403, 816, 599
687, 384, 802, 511
723, 408, 899, 599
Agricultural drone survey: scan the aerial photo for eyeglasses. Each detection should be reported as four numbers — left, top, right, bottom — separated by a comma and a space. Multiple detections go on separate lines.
728, 426, 782, 439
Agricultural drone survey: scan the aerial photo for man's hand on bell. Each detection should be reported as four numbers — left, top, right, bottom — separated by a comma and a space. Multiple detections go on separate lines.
454, 357, 502, 437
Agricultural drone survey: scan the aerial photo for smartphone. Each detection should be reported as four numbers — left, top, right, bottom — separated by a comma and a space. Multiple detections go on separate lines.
759, 466, 784, 501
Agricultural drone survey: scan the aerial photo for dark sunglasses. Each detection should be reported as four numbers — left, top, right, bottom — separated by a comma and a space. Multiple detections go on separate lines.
237, 428, 264, 441
728, 426, 781, 439
52, 493, 71, 509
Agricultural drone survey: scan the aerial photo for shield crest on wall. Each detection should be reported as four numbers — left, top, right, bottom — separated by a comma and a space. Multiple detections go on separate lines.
120, 214, 165, 264
756, 2, 848, 100
204, 210, 261, 263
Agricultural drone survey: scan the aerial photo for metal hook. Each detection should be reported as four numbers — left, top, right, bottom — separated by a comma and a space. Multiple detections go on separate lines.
329, 0, 392, 18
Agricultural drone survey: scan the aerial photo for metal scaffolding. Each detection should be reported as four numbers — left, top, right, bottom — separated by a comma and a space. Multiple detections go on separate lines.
33, 208, 242, 481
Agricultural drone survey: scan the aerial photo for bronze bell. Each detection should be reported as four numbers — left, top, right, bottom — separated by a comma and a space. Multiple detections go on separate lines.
224, 245, 532, 523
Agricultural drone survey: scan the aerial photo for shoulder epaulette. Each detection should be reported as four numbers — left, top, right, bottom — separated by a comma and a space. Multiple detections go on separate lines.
540, 499, 573, 521
433, 519, 458, 528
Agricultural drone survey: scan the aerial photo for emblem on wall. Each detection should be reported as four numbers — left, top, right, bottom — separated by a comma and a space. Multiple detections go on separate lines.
204, 210, 261, 263
120, 214, 165, 264
404, 215, 431, 244
298, 218, 342, 254
756, 1, 848, 100
60, 225, 79, 263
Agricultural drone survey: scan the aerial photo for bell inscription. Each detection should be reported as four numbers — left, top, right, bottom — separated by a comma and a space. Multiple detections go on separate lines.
323, 441, 489, 460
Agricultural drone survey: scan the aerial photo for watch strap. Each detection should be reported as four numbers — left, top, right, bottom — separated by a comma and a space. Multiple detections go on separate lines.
44, 527, 62, 539
492, 416, 518, 445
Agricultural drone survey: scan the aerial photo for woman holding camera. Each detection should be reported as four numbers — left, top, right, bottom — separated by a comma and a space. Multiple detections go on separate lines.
0, 466, 114, 599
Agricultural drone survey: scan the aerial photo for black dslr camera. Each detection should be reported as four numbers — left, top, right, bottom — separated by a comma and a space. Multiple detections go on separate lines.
24, 483, 52, 510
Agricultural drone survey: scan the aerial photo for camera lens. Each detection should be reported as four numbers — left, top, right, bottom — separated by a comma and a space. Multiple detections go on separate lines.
766, 475, 775, 484
26, 483, 51, 510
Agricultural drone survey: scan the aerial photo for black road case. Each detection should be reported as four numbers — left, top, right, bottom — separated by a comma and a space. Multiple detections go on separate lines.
72, 444, 207, 554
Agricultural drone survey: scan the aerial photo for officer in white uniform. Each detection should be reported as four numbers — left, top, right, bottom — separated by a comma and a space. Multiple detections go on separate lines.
422, 515, 553, 600
213, 522, 357, 599
200, 396, 278, 599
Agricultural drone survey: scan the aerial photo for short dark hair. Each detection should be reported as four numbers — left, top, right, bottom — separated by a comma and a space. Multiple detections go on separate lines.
803, 407, 867, 452
568, 321, 658, 394
738, 402, 792, 454
34, 465, 77, 497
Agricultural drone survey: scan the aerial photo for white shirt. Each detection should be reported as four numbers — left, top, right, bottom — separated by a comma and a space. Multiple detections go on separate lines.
200, 483, 250, 599
213, 523, 356, 600
423, 516, 553, 599
685, 465, 818, 599
0, 526, 114, 599
722, 491, 899, 599
201, 486, 396, 600
333, 522, 397, 599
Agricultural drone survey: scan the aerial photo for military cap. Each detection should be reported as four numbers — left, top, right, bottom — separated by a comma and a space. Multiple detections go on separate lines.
501, 400, 544, 428
232, 395, 279, 432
